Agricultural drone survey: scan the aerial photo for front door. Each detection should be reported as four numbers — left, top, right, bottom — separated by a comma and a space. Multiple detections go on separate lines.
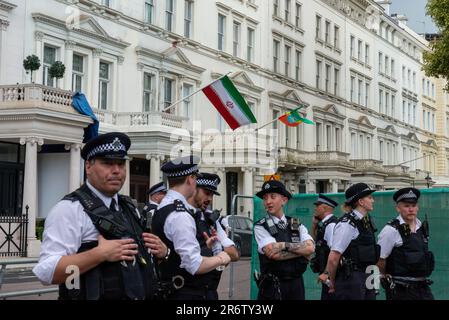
0, 162, 24, 216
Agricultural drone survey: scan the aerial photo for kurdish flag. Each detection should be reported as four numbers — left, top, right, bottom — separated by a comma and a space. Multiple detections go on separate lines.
202, 76, 257, 130
278, 107, 315, 127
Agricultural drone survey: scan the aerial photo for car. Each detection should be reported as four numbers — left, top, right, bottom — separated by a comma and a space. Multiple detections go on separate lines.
221, 215, 253, 257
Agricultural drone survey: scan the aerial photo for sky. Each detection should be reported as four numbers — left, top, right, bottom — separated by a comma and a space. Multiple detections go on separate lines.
390, 0, 438, 34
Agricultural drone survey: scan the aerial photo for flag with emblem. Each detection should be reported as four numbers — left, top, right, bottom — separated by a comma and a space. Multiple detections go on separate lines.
202, 75, 257, 130
278, 106, 315, 127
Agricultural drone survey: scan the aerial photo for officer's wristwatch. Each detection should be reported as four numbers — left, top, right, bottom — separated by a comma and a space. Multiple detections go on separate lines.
163, 248, 171, 261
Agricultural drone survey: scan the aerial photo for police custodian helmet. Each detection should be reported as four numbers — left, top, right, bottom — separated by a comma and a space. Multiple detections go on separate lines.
81, 132, 131, 161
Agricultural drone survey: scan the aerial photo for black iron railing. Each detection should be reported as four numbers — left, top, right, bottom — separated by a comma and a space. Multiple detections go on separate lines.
0, 206, 29, 257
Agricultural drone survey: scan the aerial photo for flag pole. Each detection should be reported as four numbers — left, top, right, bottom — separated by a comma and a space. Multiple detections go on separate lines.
254, 105, 305, 131
162, 72, 233, 113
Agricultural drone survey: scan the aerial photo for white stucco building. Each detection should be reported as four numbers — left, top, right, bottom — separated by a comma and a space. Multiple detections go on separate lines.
0, 0, 447, 256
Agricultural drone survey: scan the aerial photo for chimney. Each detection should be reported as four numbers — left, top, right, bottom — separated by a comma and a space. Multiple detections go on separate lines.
375, 0, 392, 15
391, 13, 408, 26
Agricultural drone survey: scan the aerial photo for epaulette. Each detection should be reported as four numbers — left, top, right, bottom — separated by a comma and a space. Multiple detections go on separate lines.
119, 194, 136, 209
174, 199, 187, 212
255, 218, 266, 226
387, 218, 401, 229
338, 212, 357, 227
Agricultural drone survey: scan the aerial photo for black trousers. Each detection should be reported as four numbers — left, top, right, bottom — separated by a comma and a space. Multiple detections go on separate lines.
206, 289, 219, 300
389, 284, 434, 300
334, 271, 376, 300
169, 287, 207, 300
321, 283, 336, 301
258, 276, 305, 300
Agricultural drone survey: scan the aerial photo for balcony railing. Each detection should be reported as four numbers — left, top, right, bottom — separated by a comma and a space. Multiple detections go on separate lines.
350, 159, 384, 171
315, 151, 350, 162
93, 109, 187, 129
383, 165, 410, 175
0, 84, 73, 108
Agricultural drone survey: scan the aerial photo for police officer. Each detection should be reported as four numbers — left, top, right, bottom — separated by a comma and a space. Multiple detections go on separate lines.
151, 156, 231, 300
141, 182, 167, 231
377, 187, 435, 300
320, 183, 380, 300
310, 194, 338, 300
189, 173, 240, 300
254, 180, 315, 300
33, 132, 168, 300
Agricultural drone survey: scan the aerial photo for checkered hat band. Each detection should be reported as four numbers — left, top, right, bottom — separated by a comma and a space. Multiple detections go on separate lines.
197, 178, 218, 189
86, 139, 126, 160
318, 198, 336, 208
346, 187, 372, 203
397, 191, 417, 202
165, 165, 198, 177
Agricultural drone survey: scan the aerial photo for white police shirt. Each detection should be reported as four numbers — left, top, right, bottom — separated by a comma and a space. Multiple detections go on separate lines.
377, 215, 422, 259
33, 181, 123, 285
254, 214, 313, 255
331, 210, 365, 254
321, 214, 336, 248
158, 190, 203, 275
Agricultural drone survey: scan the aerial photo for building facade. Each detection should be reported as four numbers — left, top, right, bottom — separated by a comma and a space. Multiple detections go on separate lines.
0, 0, 447, 256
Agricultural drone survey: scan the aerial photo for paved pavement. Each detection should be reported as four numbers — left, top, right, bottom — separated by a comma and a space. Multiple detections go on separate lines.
0, 257, 252, 300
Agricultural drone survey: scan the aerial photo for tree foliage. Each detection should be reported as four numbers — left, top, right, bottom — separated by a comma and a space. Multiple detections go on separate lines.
49, 61, 66, 79
423, 0, 449, 90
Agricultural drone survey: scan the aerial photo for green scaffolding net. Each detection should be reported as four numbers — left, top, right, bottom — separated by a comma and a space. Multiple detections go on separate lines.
250, 188, 449, 300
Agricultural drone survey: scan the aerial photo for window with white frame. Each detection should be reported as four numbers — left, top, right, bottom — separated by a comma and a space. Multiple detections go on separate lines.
284, 45, 291, 77
335, 127, 341, 151
379, 140, 384, 161
295, 50, 302, 81
316, 15, 321, 39
365, 44, 369, 65
145, 0, 154, 24
101, 0, 110, 7
358, 134, 363, 158
413, 104, 416, 125
273, 0, 279, 16
218, 14, 226, 51
166, 0, 175, 32
413, 72, 416, 91
316, 123, 322, 150
423, 110, 426, 128
164, 78, 174, 111
379, 89, 383, 113
391, 95, 395, 117
432, 113, 435, 132
143, 72, 154, 112
295, 2, 301, 28
285, 0, 291, 22
334, 67, 339, 96
43, 45, 57, 87
365, 83, 370, 107
98, 61, 110, 110
367, 136, 372, 158
427, 111, 430, 130
325, 21, 331, 44
379, 52, 383, 73
402, 100, 406, 122
184, 0, 193, 38
273, 39, 280, 73
233, 21, 241, 57
385, 92, 390, 115
325, 64, 331, 92
297, 125, 303, 149
326, 125, 331, 151
273, 109, 280, 130
358, 80, 363, 105
391, 59, 395, 78
183, 83, 193, 118
247, 28, 255, 62
316, 60, 322, 89
385, 56, 389, 75
334, 25, 339, 49
402, 66, 406, 84
350, 76, 355, 102
357, 40, 362, 61
351, 132, 356, 156
350, 35, 355, 58
72, 53, 84, 93
407, 69, 411, 88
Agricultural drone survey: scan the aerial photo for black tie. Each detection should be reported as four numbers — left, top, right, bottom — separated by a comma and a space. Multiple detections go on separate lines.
109, 198, 118, 212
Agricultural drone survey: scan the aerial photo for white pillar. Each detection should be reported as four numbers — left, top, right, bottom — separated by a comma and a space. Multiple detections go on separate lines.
331, 179, 339, 193
115, 56, 124, 112
213, 167, 226, 211
91, 49, 102, 109
242, 167, 254, 217
34, 31, 44, 84
147, 154, 163, 188
0, 20, 9, 83
307, 179, 316, 194
121, 157, 131, 196
65, 143, 82, 192
20, 137, 44, 257
64, 41, 75, 91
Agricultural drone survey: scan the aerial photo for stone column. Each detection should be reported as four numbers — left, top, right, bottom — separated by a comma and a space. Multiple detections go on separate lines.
306, 179, 316, 194
65, 143, 82, 192
242, 167, 254, 217
20, 137, 44, 257
34, 32, 44, 84
121, 157, 132, 196
63, 41, 76, 90
115, 56, 124, 112
91, 49, 102, 109
158, 69, 166, 112
213, 167, 226, 211
330, 179, 340, 193
147, 154, 163, 188
0, 20, 10, 83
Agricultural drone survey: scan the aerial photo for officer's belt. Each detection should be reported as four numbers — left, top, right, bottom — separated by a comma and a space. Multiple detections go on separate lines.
392, 276, 427, 282
263, 272, 302, 281
393, 279, 432, 288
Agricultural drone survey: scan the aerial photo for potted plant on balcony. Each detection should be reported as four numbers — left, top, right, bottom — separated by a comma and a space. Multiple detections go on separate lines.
49, 61, 66, 88
23, 54, 41, 83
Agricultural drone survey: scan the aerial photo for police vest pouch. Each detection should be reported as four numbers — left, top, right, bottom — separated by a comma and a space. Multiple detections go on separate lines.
355, 244, 378, 266
404, 251, 427, 273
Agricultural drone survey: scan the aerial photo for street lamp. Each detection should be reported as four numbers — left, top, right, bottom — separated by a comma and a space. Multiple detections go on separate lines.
425, 172, 432, 189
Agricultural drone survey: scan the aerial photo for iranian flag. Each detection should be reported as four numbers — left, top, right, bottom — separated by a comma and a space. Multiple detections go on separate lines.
202, 75, 257, 130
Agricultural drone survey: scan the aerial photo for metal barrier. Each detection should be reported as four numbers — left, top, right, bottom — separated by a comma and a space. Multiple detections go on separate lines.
0, 258, 58, 299
228, 194, 254, 299
0, 206, 29, 257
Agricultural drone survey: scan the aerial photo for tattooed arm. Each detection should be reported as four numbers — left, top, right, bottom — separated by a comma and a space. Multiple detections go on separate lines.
263, 240, 315, 261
